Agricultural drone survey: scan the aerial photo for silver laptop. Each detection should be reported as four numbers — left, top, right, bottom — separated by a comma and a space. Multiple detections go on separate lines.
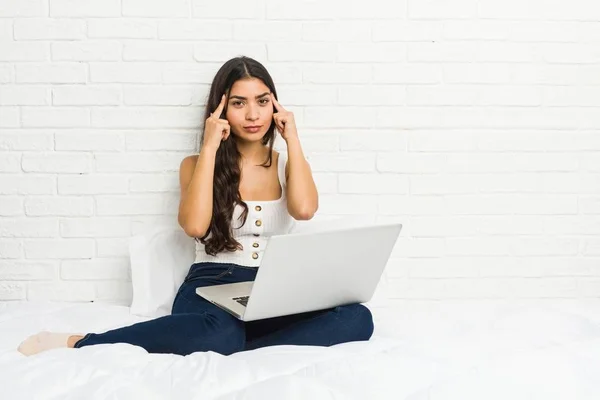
195, 222, 402, 321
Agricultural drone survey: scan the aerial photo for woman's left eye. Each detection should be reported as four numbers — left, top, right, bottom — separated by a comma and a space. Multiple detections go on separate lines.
259, 98, 270, 105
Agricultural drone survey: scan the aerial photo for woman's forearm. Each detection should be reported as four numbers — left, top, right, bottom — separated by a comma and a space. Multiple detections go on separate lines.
285, 137, 318, 220
178, 146, 217, 237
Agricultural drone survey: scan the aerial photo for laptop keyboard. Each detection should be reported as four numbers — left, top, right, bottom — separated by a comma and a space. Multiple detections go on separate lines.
232, 296, 249, 307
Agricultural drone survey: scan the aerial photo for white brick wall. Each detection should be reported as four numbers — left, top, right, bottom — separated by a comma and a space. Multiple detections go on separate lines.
1, 0, 600, 305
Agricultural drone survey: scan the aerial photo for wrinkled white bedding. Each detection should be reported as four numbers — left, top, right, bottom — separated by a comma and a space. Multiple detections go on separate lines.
2, 299, 600, 399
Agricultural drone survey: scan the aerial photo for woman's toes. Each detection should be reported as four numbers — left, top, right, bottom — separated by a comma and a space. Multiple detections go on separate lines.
17, 331, 45, 356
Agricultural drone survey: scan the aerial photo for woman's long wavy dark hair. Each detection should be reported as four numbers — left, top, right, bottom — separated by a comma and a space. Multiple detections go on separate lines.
196, 56, 278, 256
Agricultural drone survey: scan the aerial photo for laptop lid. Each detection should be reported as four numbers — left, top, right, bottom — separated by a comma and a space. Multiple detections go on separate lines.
242, 222, 402, 321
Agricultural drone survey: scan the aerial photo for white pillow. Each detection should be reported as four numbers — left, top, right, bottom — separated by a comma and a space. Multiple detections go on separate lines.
129, 225, 196, 318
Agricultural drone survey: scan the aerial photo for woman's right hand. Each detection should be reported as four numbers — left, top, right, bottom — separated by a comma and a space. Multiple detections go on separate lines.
202, 94, 230, 152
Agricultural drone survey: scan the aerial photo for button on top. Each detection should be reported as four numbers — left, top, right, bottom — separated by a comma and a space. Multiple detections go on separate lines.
252, 252, 259, 259
255, 219, 262, 227
255, 205, 262, 212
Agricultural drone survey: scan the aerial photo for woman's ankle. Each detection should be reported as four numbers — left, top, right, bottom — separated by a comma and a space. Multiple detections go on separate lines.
67, 335, 84, 348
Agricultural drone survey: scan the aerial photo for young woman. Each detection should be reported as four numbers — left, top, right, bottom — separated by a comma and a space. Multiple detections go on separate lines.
18, 56, 374, 357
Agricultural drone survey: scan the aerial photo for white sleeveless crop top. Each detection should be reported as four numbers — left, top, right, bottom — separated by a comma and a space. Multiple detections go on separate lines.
193, 151, 295, 267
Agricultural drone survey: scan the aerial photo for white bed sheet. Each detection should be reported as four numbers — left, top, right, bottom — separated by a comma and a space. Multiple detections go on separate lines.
2, 299, 600, 399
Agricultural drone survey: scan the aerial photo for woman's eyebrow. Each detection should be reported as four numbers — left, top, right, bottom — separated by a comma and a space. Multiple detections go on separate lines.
229, 92, 270, 100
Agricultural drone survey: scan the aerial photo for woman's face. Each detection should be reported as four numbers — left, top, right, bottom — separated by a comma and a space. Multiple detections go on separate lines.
225, 78, 274, 143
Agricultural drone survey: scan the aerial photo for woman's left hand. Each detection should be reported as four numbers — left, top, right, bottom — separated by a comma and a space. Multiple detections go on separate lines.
271, 93, 298, 142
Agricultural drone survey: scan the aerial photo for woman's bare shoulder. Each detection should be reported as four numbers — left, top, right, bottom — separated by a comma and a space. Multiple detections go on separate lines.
180, 154, 199, 170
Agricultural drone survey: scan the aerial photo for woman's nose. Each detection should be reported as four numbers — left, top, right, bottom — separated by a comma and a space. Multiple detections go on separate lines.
246, 105, 259, 120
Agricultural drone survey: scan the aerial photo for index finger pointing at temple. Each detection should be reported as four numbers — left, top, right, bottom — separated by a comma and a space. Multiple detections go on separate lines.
213, 94, 227, 118
271, 93, 286, 113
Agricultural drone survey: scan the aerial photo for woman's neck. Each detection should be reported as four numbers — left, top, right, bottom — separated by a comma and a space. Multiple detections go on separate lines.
236, 140, 269, 164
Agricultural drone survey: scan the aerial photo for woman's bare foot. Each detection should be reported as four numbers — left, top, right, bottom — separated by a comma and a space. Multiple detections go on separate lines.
17, 331, 83, 356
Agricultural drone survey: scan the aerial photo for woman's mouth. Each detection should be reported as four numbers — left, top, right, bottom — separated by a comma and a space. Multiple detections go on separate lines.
243, 125, 262, 133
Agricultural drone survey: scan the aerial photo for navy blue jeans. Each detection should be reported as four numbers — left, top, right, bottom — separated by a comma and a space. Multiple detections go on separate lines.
74, 262, 374, 356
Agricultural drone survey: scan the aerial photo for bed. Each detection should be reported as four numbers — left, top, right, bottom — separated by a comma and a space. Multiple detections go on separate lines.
2, 298, 600, 399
